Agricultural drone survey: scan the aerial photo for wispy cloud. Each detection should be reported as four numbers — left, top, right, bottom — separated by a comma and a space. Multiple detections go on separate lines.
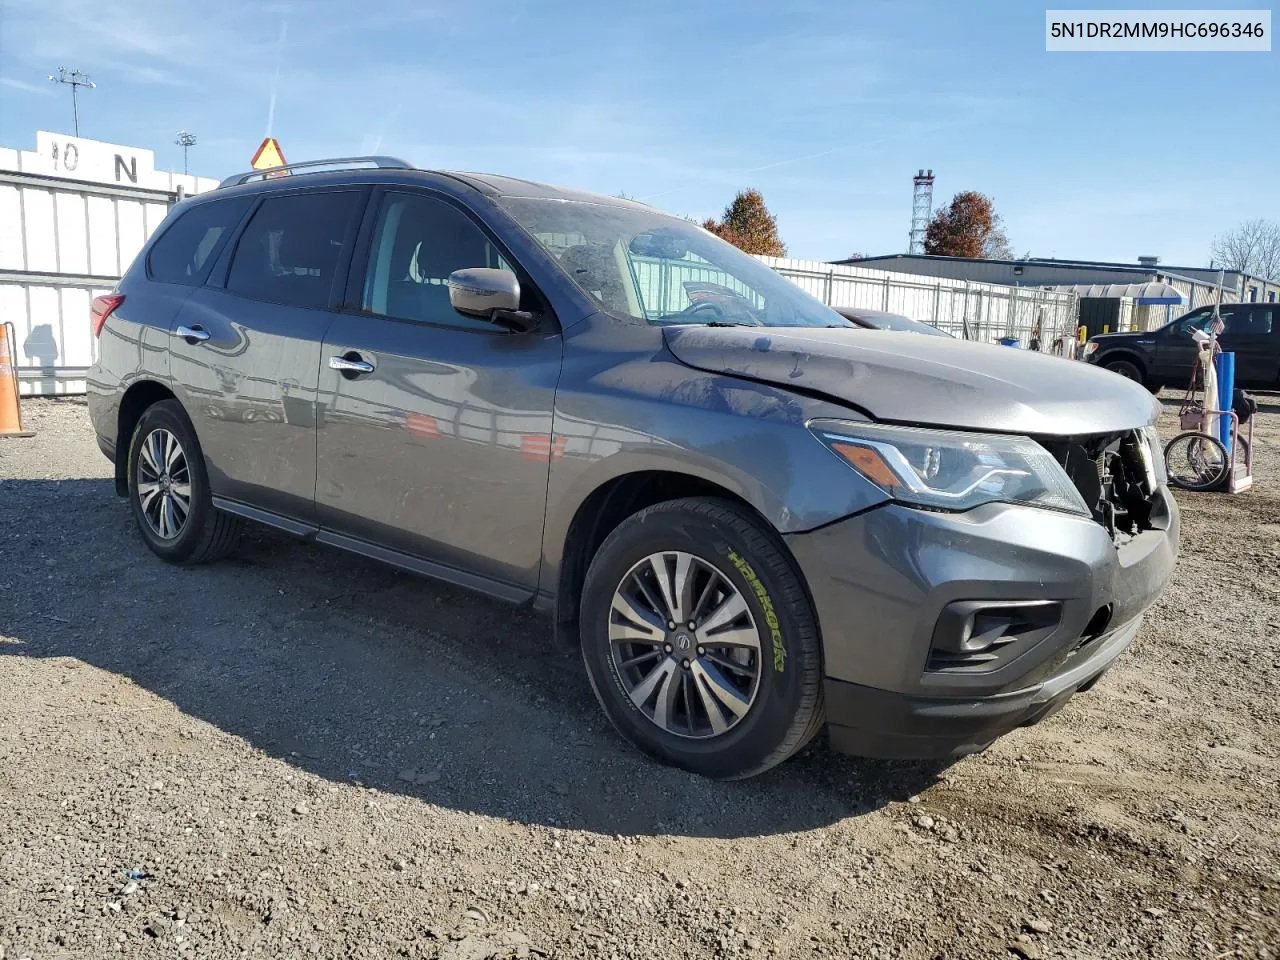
0, 76, 54, 95
358, 101, 403, 156
265, 19, 288, 138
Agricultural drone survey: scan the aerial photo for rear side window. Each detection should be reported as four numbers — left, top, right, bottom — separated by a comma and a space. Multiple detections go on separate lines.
227, 191, 362, 309
1248, 306, 1275, 335
147, 197, 252, 285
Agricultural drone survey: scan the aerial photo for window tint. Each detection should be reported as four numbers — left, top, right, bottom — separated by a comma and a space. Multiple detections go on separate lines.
147, 197, 252, 285
227, 191, 361, 309
362, 192, 514, 331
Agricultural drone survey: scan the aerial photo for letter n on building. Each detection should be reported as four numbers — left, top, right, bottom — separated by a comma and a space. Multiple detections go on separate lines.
114, 154, 138, 184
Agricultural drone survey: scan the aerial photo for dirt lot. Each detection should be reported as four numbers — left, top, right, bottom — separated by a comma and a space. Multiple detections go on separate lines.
1, 396, 1278, 960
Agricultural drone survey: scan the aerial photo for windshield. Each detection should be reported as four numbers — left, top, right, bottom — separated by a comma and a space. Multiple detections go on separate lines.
499, 197, 854, 328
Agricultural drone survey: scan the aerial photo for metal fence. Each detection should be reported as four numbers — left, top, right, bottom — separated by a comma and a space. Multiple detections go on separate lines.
758, 256, 1081, 349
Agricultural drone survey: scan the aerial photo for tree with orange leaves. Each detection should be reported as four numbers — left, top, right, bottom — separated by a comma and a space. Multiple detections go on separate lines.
924, 191, 1012, 259
703, 189, 787, 257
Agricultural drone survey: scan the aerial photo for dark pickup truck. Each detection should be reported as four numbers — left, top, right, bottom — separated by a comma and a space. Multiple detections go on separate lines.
1084, 302, 1279, 392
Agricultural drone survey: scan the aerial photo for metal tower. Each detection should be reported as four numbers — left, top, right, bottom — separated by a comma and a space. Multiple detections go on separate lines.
908, 168, 935, 254
174, 131, 197, 175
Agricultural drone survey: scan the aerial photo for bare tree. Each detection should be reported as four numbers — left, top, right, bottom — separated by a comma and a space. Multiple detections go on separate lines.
1210, 218, 1280, 280
984, 220, 1014, 260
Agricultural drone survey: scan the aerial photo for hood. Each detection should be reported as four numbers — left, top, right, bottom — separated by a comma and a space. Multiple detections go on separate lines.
662, 325, 1160, 436
1089, 330, 1149, 343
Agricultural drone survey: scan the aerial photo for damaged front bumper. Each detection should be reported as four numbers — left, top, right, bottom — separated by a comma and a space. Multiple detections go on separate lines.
786, 490, 1179, 759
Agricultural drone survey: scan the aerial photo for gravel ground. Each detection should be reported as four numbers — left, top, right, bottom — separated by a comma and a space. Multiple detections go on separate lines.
1, 396, 1278, 960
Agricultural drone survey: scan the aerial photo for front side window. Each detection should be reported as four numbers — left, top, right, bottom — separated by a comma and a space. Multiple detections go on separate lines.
1172, 305, 1259, 338
1169, 308, 1218, 337
226, 191, 361, 309
147, 197, 252, 285
361, 192, 513, 331
498, 197, 854, 329
1219, 306, 1250, 334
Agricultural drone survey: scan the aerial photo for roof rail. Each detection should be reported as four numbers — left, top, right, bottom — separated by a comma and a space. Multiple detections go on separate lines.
218, 156, 416, 188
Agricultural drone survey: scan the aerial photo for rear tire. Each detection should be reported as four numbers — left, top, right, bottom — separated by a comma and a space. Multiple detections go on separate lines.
579, 497, 824, 780
127, 400, 243, 564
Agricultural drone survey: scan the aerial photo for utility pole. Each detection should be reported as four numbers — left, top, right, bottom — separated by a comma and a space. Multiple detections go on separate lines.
48, 68, 96, 138
174, 131, 197, 175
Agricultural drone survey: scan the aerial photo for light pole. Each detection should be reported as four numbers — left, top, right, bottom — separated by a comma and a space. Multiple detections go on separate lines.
174, 131, 197, 176
48, 68, 96, 137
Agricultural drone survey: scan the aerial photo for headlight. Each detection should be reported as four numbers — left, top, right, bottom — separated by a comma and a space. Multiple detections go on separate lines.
809, 420, 1090, 515
1141, 425, 1167, 486
1083, 341, 1099, 356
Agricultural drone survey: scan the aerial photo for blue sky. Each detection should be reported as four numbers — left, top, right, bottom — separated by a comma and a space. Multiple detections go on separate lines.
0, 0, 1275, 264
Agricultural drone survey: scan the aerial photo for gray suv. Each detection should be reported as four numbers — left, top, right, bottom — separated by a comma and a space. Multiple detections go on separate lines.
88, 157, 1179, 779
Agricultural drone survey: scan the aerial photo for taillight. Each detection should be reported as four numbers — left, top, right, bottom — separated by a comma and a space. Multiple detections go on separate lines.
91, 294, 125, 337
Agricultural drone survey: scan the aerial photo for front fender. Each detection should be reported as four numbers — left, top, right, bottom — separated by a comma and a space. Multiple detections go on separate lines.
540, 352, 891, 590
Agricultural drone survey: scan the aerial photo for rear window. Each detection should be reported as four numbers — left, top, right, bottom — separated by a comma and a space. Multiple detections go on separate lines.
226, 191, 362, 309
146, 197, 252, 285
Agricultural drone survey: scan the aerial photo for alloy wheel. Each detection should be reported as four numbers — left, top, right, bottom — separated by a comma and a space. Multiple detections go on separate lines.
136, 428, 192, 540
608, 551, 762, 739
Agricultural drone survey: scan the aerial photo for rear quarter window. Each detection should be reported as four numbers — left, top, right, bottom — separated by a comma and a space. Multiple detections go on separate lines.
147, 197, 253, 285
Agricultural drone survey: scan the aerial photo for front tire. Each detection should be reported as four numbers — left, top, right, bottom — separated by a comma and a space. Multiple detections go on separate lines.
1105, 359, 1144, 385
580, 497, 823, 779
127, 399, 243, 564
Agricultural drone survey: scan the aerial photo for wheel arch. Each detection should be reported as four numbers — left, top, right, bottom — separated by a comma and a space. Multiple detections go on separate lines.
552, 470, 788, 648
114, 380, 180, 495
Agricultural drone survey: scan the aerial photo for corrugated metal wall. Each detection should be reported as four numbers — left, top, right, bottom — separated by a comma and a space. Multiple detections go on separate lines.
0, 177, 175, 395
1, 131, 219, 396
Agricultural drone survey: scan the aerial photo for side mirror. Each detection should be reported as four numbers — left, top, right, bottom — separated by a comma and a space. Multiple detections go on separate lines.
447, 268, 537, 333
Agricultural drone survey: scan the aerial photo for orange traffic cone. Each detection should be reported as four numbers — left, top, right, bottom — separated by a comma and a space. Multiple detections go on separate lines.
0, 321, 34, 438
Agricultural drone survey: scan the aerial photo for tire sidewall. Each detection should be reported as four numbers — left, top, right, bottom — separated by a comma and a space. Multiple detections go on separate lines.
127, 401, 214, 562
581, 507, 810, 778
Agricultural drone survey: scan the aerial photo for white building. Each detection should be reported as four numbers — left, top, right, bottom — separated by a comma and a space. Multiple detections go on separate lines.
0, 131, 218, 395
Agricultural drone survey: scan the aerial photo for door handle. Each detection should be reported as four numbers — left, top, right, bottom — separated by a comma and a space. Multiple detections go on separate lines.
175, 325, 210, 343
329, 355, 375, 375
